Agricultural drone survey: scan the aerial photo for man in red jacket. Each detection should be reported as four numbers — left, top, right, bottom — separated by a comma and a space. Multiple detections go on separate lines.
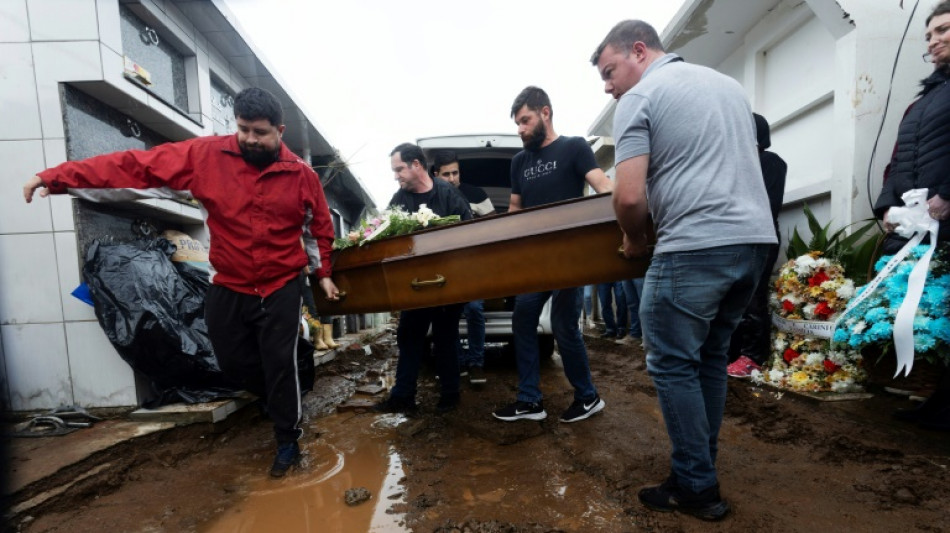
22, 87, 340, 478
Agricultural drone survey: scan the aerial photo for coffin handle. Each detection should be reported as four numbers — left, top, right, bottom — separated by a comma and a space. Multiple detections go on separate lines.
410, 274, 446, 290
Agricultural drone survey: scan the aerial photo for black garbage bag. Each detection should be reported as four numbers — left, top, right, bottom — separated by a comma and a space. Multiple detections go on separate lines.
83, 239, 240, 406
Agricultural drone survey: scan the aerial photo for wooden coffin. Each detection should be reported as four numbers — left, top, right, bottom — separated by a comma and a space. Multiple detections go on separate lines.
316, 193, 649, 314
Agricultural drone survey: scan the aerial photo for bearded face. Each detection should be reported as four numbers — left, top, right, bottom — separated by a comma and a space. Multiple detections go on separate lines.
236, 116, 283, 167
239, 143, 281, 167
521, 118, 547, 152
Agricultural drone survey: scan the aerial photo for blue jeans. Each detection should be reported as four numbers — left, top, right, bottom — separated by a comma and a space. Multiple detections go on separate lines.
512, 288, 597, 403
597, 281, 627, 336
641, 244, 769, 493
459, 300, 485, 368
621, 278, 644, 338
392, 304, 463, 399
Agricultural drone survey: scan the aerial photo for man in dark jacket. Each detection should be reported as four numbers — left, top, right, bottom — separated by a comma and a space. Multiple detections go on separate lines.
373, 143, 473, 414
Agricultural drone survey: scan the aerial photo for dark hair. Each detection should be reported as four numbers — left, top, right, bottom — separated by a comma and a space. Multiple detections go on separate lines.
510, 86, 552, 119
590, 20, 665, 65
431, 150, 458, 172
390, 143, 427, 169
927, 1, 950, 25
234, 87, 283, 126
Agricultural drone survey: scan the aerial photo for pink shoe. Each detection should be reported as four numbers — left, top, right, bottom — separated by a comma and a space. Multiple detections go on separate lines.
727, 356, 761, 378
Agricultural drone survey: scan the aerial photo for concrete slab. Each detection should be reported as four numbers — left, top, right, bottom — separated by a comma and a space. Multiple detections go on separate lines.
129, 393, 255, 424
5, 419, 174, 495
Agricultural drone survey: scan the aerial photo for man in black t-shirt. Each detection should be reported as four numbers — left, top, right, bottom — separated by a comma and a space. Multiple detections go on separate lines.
493, 86, 613, 424
373, 143, 472, 414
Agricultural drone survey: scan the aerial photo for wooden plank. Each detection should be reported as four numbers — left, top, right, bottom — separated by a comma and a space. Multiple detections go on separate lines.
317, 193, 649, 314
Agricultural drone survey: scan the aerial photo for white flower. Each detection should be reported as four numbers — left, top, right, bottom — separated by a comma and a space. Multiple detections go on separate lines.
836, 279, 856, 299
750, 369, 765, 384
802, 302, 817, 318
805, 352, 824, 365
411, 204, 438, 227
768, 370, 785, 383
852, 321, 867, 334
794, 255, 817, 275
826, 350, 847, 366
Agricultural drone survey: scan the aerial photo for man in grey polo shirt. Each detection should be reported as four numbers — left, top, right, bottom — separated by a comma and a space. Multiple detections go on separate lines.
591, 20, 776, 521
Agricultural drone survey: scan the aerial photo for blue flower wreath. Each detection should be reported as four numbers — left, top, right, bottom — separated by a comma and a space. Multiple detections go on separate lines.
833, 245, 950, 365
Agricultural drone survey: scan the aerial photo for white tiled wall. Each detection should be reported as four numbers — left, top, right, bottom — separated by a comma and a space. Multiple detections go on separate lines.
55, 231, 95, 322
95, 0, 122, 53
66, 321, 137, 407
0, 0, 30, 43
32, 40, 104, 139
0, 233, 65, 325
0, 43, 42, 141
0, 140, 51, 234
0, 333, 9, 409
27, 0, 99, 42
2, 323, 72, 411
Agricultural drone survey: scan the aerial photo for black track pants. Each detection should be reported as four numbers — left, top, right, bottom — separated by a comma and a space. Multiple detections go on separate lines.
205, 279, 303, 444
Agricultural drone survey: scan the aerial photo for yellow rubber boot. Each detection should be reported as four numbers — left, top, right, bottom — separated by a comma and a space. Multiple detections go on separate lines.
312, 320, 329, 351
323, 323, 340, 349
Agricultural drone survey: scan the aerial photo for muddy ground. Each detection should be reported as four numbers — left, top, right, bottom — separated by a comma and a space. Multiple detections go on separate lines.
7, 327, 950, 532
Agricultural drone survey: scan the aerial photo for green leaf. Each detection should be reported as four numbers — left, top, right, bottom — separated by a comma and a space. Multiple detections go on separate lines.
786, 227, 809, 260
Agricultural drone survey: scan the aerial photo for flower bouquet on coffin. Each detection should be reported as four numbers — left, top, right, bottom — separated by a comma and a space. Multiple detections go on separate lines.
833, 244, 950, 369
756, 252, 867, 393
333, 205, 461, 250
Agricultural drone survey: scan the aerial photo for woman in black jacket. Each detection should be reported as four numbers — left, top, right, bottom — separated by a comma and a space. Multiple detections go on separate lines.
874, 1, 950, 431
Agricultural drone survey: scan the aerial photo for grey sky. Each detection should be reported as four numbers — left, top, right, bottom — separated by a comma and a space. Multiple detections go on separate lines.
223, 0, 685, 207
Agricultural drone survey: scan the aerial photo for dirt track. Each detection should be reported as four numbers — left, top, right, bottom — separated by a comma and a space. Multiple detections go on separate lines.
10, 329, 950, 532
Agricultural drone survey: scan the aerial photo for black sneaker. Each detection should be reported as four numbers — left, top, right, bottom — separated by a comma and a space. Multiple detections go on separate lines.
436, 393, 460, 414
638, 476, 730, 521
492, 400, 546, 421
560, 394, 605, 423
372, 395, 418, 414
269, 441, 301, 478
468, 366, 487, 385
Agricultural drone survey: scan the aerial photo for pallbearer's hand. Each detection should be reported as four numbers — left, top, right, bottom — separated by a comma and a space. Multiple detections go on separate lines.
318, 276, 341, 301
621, 232, 650, 259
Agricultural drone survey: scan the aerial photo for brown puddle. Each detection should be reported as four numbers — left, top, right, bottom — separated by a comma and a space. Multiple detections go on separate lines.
203, 412, 410, 532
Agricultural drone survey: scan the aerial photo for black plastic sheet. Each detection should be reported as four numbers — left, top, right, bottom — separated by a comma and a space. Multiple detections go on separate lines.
83, 239, 240, 406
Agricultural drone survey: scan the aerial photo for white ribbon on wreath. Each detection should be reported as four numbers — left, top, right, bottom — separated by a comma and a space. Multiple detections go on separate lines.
833, 188, 938, 378
772, 314, 835, 339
